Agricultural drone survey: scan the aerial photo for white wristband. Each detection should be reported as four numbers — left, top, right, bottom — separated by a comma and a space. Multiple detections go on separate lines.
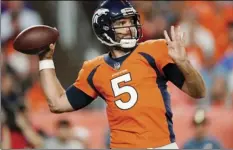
39, 59, 55, 71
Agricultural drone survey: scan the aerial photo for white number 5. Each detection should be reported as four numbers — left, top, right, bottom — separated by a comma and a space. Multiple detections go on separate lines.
111, 73, 138, 110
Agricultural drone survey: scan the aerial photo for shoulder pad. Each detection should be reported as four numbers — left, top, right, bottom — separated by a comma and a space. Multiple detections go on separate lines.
82, 55, 104, 70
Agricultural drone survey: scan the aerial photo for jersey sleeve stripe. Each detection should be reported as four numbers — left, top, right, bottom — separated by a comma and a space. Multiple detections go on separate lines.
66, 85, 94, 110
138, 52, 175, 143
87, 65, 105, 100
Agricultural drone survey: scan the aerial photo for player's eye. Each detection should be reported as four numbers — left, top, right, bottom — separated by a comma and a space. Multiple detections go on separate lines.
114, 19, 134, 27
114, 21, 123, 27
119, 21, 126, 26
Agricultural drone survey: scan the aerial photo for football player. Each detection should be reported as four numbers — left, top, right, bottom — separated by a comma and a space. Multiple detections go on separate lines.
38, 0, 206, 149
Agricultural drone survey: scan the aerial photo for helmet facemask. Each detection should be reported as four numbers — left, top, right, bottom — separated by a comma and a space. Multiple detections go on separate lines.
111, 15, 142, 49
92, 5, 143, 49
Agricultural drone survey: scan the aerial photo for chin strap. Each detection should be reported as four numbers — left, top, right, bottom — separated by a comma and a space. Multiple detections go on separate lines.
120, 39, 137, 48
98, 33, 138, 48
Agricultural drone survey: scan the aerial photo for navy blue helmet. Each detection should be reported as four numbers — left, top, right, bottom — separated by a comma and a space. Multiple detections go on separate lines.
92, 0, 142, 48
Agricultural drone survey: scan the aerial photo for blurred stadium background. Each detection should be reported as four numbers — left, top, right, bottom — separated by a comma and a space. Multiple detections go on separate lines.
1, 1, 233, 149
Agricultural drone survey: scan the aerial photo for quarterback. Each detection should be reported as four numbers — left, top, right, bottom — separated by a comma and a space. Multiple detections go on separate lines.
38, 0, 206, 149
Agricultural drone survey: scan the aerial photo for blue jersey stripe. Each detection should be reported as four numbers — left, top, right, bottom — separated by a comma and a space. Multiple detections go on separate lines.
138, 52, 175, 142
87, 65, 105, 100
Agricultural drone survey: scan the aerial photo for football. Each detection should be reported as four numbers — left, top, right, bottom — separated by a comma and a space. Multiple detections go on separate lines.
13, 25, 59, 55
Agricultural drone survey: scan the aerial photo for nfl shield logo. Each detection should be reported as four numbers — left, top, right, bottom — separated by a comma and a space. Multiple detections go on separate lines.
114, 62, 121, 70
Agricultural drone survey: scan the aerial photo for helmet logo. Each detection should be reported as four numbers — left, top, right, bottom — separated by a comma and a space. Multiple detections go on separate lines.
93, 8, 109, 24
103, 26, 109, 31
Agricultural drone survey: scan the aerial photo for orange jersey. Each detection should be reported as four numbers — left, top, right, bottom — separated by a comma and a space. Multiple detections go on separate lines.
74, 39, 175, 148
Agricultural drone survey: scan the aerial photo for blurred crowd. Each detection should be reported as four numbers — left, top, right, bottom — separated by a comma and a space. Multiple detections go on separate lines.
1, 1, 89, 149
1, 1, 233, 149
133, 1, 233, 109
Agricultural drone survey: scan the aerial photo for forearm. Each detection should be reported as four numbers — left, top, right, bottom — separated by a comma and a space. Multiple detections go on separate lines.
38, 44, 75, 113
175, 60, 206, 98
39, 68, 65, 112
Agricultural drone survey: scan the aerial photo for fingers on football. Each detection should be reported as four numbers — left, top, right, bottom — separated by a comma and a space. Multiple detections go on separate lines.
49, 43, 56, 52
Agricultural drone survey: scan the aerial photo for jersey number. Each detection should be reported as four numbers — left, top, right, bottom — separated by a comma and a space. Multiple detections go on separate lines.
111, 73, 138, 110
